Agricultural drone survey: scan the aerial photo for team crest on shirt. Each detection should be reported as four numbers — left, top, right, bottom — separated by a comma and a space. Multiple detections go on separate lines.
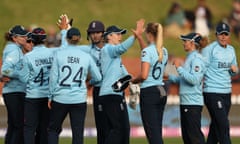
2, 70, 11, 75
6, 56, 13, 62
141, 51, 146, 57
195, 66, 200, 72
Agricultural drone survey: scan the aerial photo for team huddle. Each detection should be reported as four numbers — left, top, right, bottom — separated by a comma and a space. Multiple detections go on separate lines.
1, 14, 239, 144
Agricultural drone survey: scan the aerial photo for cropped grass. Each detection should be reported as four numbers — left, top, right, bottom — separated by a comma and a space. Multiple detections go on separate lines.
0, 0, 239, 59
1, 137, 240, 144
62, 137, 240, 144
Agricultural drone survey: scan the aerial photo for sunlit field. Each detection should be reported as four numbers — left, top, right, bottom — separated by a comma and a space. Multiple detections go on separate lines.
61, 137, 240, 144
0, 0, 239, 59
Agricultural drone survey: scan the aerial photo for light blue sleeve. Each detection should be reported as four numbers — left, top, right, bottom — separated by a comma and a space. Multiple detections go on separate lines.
49, 52, 59, 100
231, 50, 238, 66
163, 47, 169, 66
168, 74, 180, 83
121, 64, 129, 76
60, 30, 67, 47
141, 48, 151, 63
201, 45, 212, 68
108, 36, 135, 57
1, 48, 21, 78
229, 48, 239, 76
15, 56, 30, 83
88, 56, 102, 85
177, 58, 204, 85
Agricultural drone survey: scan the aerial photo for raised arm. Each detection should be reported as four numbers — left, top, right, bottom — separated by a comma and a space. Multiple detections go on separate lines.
132, 19, 147, 49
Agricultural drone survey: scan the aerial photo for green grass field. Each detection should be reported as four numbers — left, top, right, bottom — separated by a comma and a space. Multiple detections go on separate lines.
55, 137, 240, 144
1, 137, 240, 144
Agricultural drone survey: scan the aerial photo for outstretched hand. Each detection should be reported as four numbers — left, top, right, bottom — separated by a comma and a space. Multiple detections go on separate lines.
132, 18, 145, 38
57, 14, 72, 30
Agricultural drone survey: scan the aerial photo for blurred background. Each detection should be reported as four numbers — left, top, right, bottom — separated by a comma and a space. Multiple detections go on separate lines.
0, 0, 239, 57
0, 0, 240, 143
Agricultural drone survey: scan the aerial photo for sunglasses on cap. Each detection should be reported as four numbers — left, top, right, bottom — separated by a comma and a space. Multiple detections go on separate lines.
219, 32, 229, 36
26, 39, 32, 43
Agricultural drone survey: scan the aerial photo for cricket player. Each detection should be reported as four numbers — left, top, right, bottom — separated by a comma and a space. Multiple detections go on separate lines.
1, 25, 29, 144
131, 22, 168, 144
47, 27, 102, 144
168, 32, 206, 144
16, 27, 56, 144
202, 22, 238, 144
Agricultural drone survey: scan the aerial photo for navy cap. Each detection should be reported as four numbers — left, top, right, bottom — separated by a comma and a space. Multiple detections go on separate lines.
87, 20, 105, 33
31, 27, 47, 43
67, 27, 81, 39
180, 32, 202, 45
104, 25, 127, 37
216, 22, 230, 35
9, 25, 29, 37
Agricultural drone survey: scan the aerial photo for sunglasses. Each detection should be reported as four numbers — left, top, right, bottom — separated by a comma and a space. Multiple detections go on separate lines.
218, 32, 229, 36
26, 39, 32, 43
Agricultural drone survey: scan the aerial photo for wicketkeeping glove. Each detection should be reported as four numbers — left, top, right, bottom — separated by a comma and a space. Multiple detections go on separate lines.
112, 75, 132, 92
128, 82, 140, 110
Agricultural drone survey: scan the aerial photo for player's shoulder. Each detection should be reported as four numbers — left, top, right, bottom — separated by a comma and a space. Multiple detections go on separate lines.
201, 41, 217, 53
52, 46, 66, 56
226, 44, 235, 51
142, 44, 154, 52
68, 46, 92, 58
47, 47, 60, 52
141, 46, 150, 58
102, 43, 113, 50
163, 46, 168, 54
193, 52, 204, 62
76, 45, 91, 52
206, 41, 217, 49
3, 42, 18, 52
26, 45, 48, 55
4, 42, 16, 47
162, 46, 168, 51
79, 49, 91, 57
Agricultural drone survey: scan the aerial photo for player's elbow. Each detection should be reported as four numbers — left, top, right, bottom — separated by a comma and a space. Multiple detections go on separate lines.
141, 74, 148, 81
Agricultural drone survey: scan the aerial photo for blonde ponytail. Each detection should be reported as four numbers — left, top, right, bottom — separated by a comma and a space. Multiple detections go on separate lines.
156, 23, 163, 62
